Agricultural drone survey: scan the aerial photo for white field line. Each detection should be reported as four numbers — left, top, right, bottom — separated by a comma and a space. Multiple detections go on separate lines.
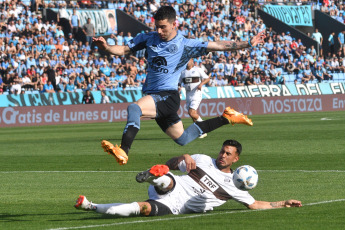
47, 199, 345, 230
1, 170, 345, 173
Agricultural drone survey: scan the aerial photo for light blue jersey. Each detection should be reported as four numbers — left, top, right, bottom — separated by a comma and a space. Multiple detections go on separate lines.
127, 32, 208, 93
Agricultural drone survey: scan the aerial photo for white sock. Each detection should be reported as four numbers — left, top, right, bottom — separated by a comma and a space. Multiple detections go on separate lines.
151, 175, 171, 189
196, 116, 203, 122
93, 202, 140, 216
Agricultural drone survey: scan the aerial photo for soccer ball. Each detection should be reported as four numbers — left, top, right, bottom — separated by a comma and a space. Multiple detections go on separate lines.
233, 165, 258, 191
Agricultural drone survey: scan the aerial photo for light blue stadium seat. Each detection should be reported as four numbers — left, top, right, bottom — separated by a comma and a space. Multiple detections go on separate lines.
338, 73, 345, 81
276, 68, 283, 74
333, 73, 340, 81
288, 74, 296, 82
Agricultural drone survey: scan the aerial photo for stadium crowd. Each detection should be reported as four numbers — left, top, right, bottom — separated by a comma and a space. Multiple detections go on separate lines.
0, 0, 345, 95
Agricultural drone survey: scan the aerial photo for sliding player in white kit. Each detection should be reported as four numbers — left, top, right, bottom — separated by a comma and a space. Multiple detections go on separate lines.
179, 59, 210, 138
75, 140, 302, 216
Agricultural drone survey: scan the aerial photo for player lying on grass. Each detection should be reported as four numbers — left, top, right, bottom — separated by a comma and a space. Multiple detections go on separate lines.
75, 140, 302, 216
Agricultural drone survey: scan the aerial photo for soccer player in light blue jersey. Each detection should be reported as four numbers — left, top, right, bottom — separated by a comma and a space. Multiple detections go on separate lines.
93, 6, 266, 165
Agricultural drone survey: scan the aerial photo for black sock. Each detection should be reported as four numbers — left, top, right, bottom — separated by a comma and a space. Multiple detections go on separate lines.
121, 125, 139, 154
195, 116, 229, 134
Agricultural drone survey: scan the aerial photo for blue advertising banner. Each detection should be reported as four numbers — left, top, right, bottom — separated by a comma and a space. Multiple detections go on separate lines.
0, 83, 344, 107
51, 9, 117, 36
261, 5, 313, 27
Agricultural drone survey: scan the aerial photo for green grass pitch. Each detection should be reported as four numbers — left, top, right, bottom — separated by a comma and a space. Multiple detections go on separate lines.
0, 110, 344, 230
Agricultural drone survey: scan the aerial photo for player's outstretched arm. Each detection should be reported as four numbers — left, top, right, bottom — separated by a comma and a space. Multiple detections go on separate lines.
166, 154, 196, 172
247, 200, 302, 210
206, 31, 266, 52
92, 37, 131, 56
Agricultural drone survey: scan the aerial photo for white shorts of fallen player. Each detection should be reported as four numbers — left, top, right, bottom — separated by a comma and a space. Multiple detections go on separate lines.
147, 172, 224, 215
186, 88, 202, 111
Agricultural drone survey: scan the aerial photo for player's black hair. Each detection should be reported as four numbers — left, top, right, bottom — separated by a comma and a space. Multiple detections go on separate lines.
153, 6, 176, 22
223, 140, 242, 155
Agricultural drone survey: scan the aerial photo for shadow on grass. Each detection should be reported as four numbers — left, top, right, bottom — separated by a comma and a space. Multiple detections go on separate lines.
105, 137, 172, 142
0, 212, 82, 222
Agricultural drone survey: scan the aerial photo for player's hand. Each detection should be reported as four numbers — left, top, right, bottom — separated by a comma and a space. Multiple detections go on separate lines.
284, 200, 302, 207
250, 30, 266, 47
197, 84, 202, 91
92, 37, 108, 51
183, 154, 196, 172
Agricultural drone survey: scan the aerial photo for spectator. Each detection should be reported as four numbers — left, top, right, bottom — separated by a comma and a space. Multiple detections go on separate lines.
312, 28, 323, 55
338, 30, 345, 56
275, 71, 285, 85
43, 80, 55, 93
328, 31, 335, 55
302, 65, 314, 83
82, 18, 95, 46
315, 65, 324, 82
70, 9, 80, 35
82, 89, 95, 104
244, 72, 254, 86
65, 78, 76, 92
100, 90, 110, 103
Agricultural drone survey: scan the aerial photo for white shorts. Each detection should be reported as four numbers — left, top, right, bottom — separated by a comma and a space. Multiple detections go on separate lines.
186, 89, 202, 111
148, 173, 190, 215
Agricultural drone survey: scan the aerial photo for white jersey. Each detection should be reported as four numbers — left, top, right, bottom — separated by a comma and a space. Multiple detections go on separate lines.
179, 66, 209, 91
148, 154, 255, 214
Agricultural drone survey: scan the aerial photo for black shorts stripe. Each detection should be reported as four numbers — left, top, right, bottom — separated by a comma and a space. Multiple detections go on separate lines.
146, 200, 173, 216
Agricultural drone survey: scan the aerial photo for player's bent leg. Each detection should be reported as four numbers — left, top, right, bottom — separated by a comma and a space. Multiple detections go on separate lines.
188, 108, 200, 122
136, 165, 172, 190
141, 200, 173, 216
75, 196, 142, 216
193, 107, 252, 136
138, 202, 152, 216
102, 202, 140, 216
120, 103, 142, 154
188, 108, 207, 138
169, 122, 203, 146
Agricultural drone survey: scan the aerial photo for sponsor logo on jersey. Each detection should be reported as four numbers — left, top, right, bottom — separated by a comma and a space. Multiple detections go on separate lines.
150, 56, 169, 73
150, 44, 157, 51
168, 44, 178, 54
192, 186, 206, 195
224, 177, 231, 183
200, 175, 219, 192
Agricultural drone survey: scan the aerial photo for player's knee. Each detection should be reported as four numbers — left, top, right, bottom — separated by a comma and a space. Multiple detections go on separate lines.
127, 104, 142, 128
174, 132, 188, 146
128, 103, 142, 116
138, 202, 152, 216
174, 124, 202, 146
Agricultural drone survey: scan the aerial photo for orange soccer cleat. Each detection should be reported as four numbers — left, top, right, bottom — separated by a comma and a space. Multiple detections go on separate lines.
74, 195, 92, 210
136, 165, 169, 183
101, 140, 128, 165
222, 107, 253, 126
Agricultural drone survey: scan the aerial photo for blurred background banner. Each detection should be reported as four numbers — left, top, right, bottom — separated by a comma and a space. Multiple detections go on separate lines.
1, 83, 344, 107
1, 94, 344, 127
262, 5, 313, 27
48, 8, 117, 36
